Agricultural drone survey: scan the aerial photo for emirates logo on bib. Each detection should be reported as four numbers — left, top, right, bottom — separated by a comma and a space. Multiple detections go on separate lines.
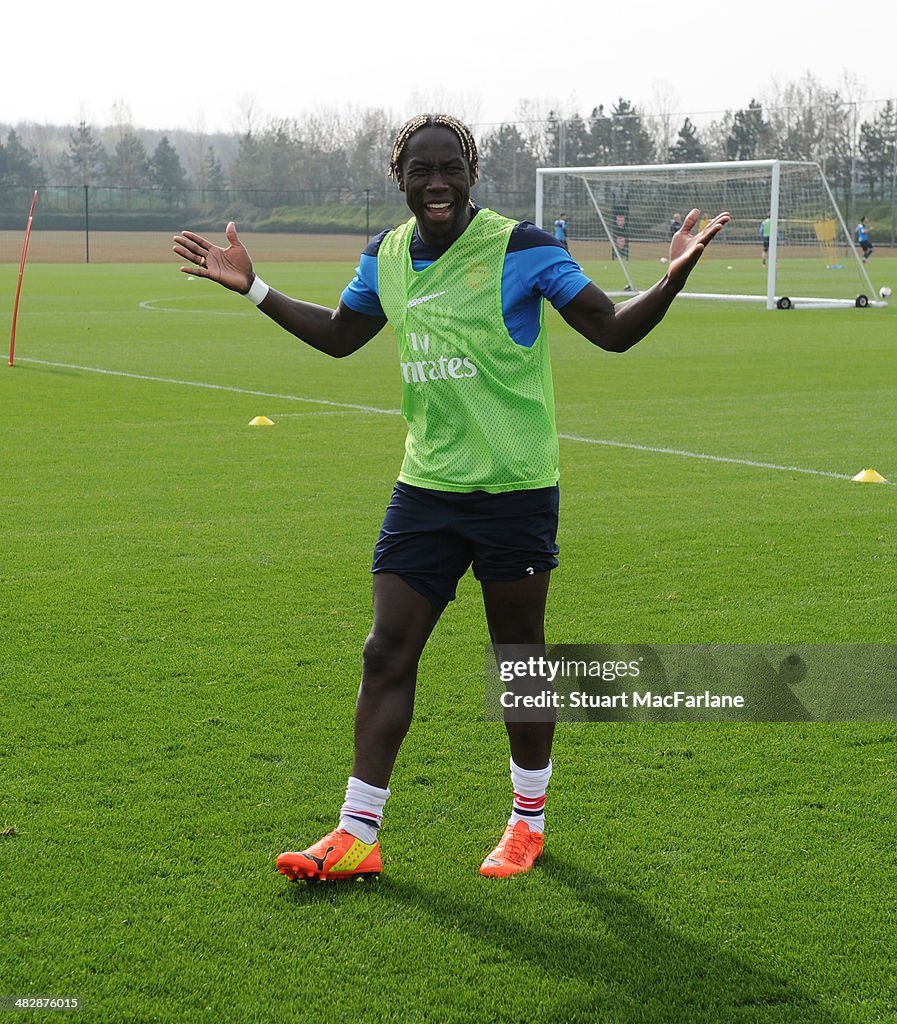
401, 332, 478, 383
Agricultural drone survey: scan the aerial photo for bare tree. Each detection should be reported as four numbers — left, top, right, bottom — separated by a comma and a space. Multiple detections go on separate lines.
646, 80, 680, 163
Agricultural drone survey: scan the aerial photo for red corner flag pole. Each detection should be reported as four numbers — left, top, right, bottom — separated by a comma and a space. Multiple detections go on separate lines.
9, 189, 38, 367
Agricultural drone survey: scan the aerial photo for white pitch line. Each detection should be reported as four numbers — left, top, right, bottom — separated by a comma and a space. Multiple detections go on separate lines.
557, 433, 868, 482
271, 410, 367, 417
17, 358, 401, 416
18, 357, 889, 484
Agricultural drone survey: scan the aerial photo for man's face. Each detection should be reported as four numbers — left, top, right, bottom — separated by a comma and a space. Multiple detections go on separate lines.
397, 126, 473, 247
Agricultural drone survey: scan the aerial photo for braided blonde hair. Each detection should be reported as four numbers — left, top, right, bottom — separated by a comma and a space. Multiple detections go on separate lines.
388, 114, 479, 184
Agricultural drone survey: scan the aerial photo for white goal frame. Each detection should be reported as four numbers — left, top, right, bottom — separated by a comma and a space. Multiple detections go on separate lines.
536, 159, 882, 310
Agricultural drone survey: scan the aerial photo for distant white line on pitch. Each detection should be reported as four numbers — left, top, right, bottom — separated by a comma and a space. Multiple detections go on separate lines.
19, 358, 884, 483
139, 295, 256, 316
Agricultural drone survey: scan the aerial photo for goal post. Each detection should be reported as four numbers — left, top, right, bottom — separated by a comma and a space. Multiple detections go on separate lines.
536, 160, 882, 310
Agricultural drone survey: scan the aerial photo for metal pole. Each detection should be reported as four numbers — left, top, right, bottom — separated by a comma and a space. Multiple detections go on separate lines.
891, 121, 897, 247
849, 101, 858, 230
84, 184, 90, 265
535, 170, 544, 230
767, 161, 781, 310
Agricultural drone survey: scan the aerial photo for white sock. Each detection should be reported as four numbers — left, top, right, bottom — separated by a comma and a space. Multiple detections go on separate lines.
339, 776, 390, 845
508, 758, 552, 834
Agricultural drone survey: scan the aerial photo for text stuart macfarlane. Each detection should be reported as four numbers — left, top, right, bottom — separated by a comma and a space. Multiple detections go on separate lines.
499, 691, 746, 710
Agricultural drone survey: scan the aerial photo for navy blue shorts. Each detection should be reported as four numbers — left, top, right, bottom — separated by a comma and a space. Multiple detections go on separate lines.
372, 481, 560, 606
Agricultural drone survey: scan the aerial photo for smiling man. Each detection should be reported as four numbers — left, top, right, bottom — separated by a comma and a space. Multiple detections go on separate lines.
173, 114, 729, 883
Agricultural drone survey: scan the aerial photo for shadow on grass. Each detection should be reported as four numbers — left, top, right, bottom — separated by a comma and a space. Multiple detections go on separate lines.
538, 855, 841, 1023
284, 855, 843, 1024
9, 361, 84, 376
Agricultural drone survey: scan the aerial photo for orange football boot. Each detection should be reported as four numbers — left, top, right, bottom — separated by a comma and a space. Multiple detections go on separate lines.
480, 820, 544, 878
277, 828, 381, 882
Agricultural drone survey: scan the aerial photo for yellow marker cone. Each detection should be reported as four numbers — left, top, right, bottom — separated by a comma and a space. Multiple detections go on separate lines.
851, 468, 888, 483
249, 415, 275, 426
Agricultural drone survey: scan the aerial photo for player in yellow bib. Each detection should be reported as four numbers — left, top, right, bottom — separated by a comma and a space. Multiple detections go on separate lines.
174, 115, 730, 882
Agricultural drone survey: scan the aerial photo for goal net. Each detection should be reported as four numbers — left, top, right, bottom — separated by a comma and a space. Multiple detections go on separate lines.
536, 160, 882, 310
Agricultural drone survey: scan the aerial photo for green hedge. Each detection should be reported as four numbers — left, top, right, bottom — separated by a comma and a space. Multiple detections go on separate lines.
254, 202, 404, 234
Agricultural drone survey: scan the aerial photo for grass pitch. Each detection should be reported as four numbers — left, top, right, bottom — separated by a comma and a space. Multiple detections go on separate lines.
1, 254, 896, 1024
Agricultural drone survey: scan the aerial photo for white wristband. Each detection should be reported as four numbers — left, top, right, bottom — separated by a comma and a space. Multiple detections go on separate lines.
245, 275, 269, 306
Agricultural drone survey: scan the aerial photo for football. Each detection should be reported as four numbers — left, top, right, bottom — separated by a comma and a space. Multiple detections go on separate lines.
879, 286, 892, 298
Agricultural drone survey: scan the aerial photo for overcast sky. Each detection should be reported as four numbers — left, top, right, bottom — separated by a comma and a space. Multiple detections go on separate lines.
2, 1, 894, 135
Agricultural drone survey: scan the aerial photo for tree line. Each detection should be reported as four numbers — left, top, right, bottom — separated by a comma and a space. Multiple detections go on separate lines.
2, 76, 896, 234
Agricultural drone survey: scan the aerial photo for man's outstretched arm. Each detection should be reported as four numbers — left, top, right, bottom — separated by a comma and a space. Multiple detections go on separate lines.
173, 222, 387, 358
558, 209, 731, 353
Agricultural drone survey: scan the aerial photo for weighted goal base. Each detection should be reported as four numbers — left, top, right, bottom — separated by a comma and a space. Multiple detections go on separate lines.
608, 291, 888, 310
